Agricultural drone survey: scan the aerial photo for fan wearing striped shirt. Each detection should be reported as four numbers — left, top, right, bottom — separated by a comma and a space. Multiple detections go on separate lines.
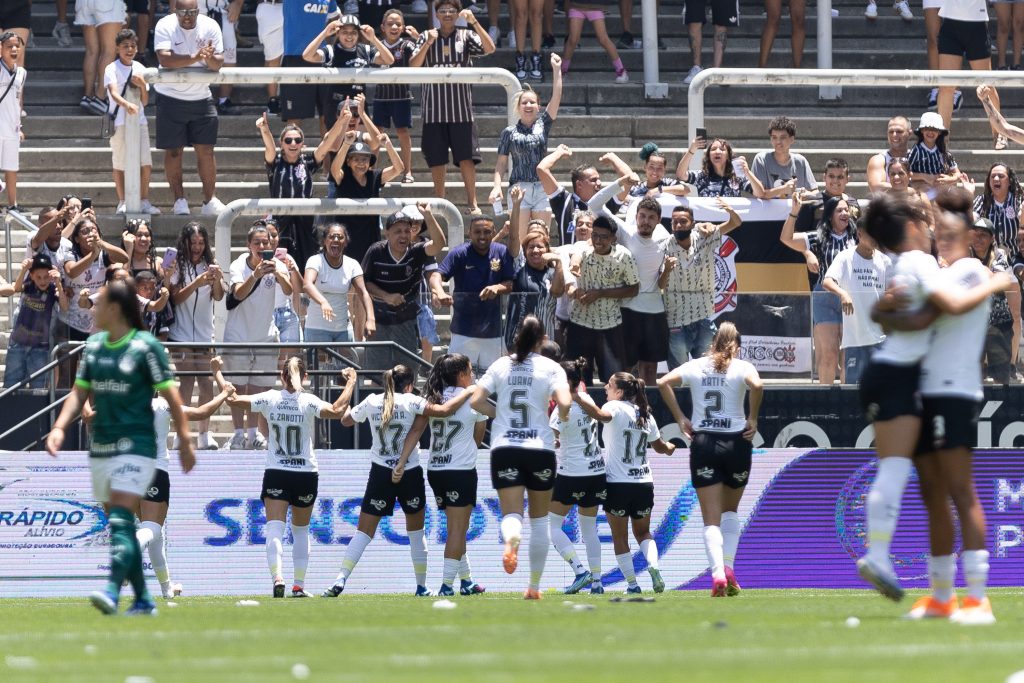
907, 112, 964, 200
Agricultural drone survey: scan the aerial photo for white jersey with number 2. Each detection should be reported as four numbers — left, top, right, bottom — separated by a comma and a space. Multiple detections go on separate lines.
349, 392, 427, 469
602, 401, 661, 484
674, 356, 756, 434
251, 390, 331, 473
477, 353, 569, 451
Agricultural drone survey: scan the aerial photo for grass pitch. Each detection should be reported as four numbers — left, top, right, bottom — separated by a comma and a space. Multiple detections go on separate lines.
3, 589, 1024, 682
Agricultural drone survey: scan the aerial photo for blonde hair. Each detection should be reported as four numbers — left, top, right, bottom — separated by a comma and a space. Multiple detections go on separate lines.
708, 322, 742, 373
282, 356, 305, 393
381, 365, 416, 426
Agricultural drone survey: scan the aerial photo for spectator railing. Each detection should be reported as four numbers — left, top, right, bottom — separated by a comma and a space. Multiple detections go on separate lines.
212, 197, 464, 338
3, 209, 38, 325
123, 67, 523, 213
686, 68, 1024, 167
640, 0, 667, 99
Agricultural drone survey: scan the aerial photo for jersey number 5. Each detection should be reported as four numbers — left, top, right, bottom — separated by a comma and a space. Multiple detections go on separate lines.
509, 389, 529, 429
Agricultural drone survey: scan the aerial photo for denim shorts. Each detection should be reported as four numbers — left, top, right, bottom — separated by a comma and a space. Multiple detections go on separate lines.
417, 302, 440, 345
274, 306, 301, 343
811, 284, 843, 326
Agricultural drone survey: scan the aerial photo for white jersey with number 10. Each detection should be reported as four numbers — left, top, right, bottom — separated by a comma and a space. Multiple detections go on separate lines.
251, 389, 331, 473
349, 392, 428, 469
602, 401, 661, 484
477, 353, 569, 451
674, 356, 756, 434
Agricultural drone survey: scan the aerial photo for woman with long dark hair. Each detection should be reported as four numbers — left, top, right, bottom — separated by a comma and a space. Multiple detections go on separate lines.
677, 137, 768, 198
47, 280, 194, 615
471, 315, 572, 599
658, 322, 763, 597
64, 218, 129, 342
121, 218, 162, 280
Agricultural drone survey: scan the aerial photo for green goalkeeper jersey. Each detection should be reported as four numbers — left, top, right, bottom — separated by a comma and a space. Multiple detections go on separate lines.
75, 329, 176, 459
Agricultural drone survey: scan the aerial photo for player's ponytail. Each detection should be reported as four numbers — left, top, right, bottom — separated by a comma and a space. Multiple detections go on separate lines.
381, 364, 416, 425
513, 315, 545, 363
612, 371, 649, 428
425, 353, 471, 405
282, 355, 305, 393
708, 322, 742, 373
560, 356, 589, 389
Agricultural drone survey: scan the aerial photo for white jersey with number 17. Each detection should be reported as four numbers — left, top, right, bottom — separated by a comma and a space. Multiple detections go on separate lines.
478, 353, 569, 451
602, 401, 661, 484
251, 390, 331, 473
349, 392, 428, 469
674, 356, 756, 434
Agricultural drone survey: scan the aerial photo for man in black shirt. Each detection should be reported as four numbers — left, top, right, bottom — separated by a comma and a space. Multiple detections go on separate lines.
538, 144, 624, 247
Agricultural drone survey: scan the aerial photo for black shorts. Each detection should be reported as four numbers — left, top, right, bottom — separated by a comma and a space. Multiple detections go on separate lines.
280, 54, 330, 122
362, 463, 426, 516
261, 469, 319, 508
427, 468, 478, 509
490, 447, 557, 491
155, 95, 219, 149
915, 396, 980, 455
144, 468, 170, 503
604, 482, 655, 519
859, 360, 922, 423
372, 99, 413, 130
938, 18, 990, 61
621, 308, 669, 365
684, 0, 740, 26
564, 321, 627, 384
126, 0, 153, 13
421, 121, 482, 168
689, 431, 752, 489
552, 473, 607, 508
0, 1, 30, 29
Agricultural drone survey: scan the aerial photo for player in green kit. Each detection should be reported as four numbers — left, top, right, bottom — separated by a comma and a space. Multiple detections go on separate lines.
47, 281, 195, 616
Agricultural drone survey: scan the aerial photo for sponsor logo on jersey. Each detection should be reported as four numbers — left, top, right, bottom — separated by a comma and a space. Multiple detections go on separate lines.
696, 467, 714, 479
369, 498, 387, 511
497, 468, 518, 480
298, 494, 315, 504
117, 438, 133, 452
446, 491, 460, 502
535, 469, 552, 482
266, 488, 284, 497
92, 379, 131, 394
111, 460, 142, 477
733, 471, 749, 484
303, 2, 331, 13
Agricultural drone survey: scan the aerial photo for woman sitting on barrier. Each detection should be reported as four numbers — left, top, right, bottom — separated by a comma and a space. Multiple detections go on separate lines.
229, 361, 358, 598
676, 136, 769, 199
658, 322, 763, 598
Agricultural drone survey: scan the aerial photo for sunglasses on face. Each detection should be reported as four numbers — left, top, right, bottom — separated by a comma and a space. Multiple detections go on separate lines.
175, 8, 200, 16
283, 137, 303, 144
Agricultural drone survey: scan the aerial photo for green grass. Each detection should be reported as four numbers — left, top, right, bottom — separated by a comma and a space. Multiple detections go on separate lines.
3, 589, 1024, 682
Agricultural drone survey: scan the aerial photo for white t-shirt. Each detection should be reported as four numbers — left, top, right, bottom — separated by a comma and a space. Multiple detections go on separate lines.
349, 392, 427, 469
823, 248, 891, 349
873, 250, 942, 366
225, 253, 281, 342
103, 60, 149, 128
66, 253, 108, 333
939, 0, 988, 22
920, 257, 991, 399
426, 386, 487, 471
250, 389, 330, 472
674, 356, 757, 434
0, 62, 26, 138
304, 253, 362, 333
477, 353, 569, 451
153, 13, 224, 101
167, 261, 217, 343
550, 399, 604, 477
602, 400, 661, 484
618, 224, 671, 314
152, 397, 171, 471
554, 241, 588, 321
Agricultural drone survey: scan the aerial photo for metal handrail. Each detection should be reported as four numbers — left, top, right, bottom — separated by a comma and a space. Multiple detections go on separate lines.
3, 209, 39, 326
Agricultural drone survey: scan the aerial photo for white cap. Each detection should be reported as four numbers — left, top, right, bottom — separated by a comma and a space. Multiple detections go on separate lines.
402, 205, 424, 221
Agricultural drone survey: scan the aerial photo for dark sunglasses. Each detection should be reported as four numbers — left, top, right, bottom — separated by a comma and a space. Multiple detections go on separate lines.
283, 137, 303, 144
175, 8, 200, 16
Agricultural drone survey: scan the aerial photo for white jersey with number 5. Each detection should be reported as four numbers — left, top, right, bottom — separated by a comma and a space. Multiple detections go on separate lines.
152, 397, 171, 472
550, 401, 605, 476
428, 386, 488, 471
478, 353, 569, 451
251, 390, 331, 473
602, 401, 660, 484
674, 356, 756, 434
350, 392, 427, 469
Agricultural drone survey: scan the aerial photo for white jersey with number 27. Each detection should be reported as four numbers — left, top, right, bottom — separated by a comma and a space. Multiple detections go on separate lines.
428, 386, 488, 471
349, 392, 428, 469
477, 353, 569, 451
602, 401, 661, 484
251, 390, 331, 473
674, 356, 756, 434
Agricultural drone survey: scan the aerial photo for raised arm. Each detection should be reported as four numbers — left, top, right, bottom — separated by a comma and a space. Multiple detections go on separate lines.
303, 22, 336, 64
377, 133, 405, 184
779, 192, 811, 253
547, 54, 563, 118
675, 135, 705, 178
420, 202, 447, 257
256, 112, 276, 164
320, 368, 359, 419
978, 85, 1024, 145
538, 144, 571, 196
422, 386, 475, 417
928, 271, 1015, 315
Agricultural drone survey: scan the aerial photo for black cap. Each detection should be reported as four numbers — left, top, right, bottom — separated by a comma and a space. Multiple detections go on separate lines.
384, 210, 413, 229
972, 217, 997, 235
345, 141, 377, 167
30, 253, 53, 271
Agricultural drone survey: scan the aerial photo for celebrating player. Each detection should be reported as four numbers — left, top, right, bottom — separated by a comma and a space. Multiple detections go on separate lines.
470, 315, 572, 600
856, 193, 1012, 601
47, 281, 195, 616
396, 353, 491, 597
549, 357, 607, 594
575, 372, 675, 594
657, 322, 763, 597
228, 360, 359, 597
323, 364, 473, 597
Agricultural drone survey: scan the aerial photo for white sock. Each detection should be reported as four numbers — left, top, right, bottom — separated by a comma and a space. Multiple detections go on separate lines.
579, 514, 602, 577
928, 554, 956, 603
549, 513, 585, 574
409, 528, 428, 587
703, 525, 725, 581
266, 519, 285, 579
962, 549, 989, 601
721, 511, 741, 568
233, 427, 243, 438
528, 516, 550, 590
442, 557, 460, 588
337, 531, 373, 583
616, 552, 637, 587
246, 427, 257, 441
500, 513, 523, 544
136, 523, 155, 549
865, 457, 912, 567
139, 521, 169, 584
640, 538, 659, 570
198, 432, 209, 448
458, 554, 472, 582
291, 524, 310, 588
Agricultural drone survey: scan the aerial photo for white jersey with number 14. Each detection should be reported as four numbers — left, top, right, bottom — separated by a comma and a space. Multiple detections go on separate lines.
602, 401, 661, 484
674, 356, 756, 434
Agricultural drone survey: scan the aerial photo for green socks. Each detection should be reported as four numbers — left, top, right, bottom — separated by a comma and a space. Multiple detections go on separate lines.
106, 506, 150, 602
